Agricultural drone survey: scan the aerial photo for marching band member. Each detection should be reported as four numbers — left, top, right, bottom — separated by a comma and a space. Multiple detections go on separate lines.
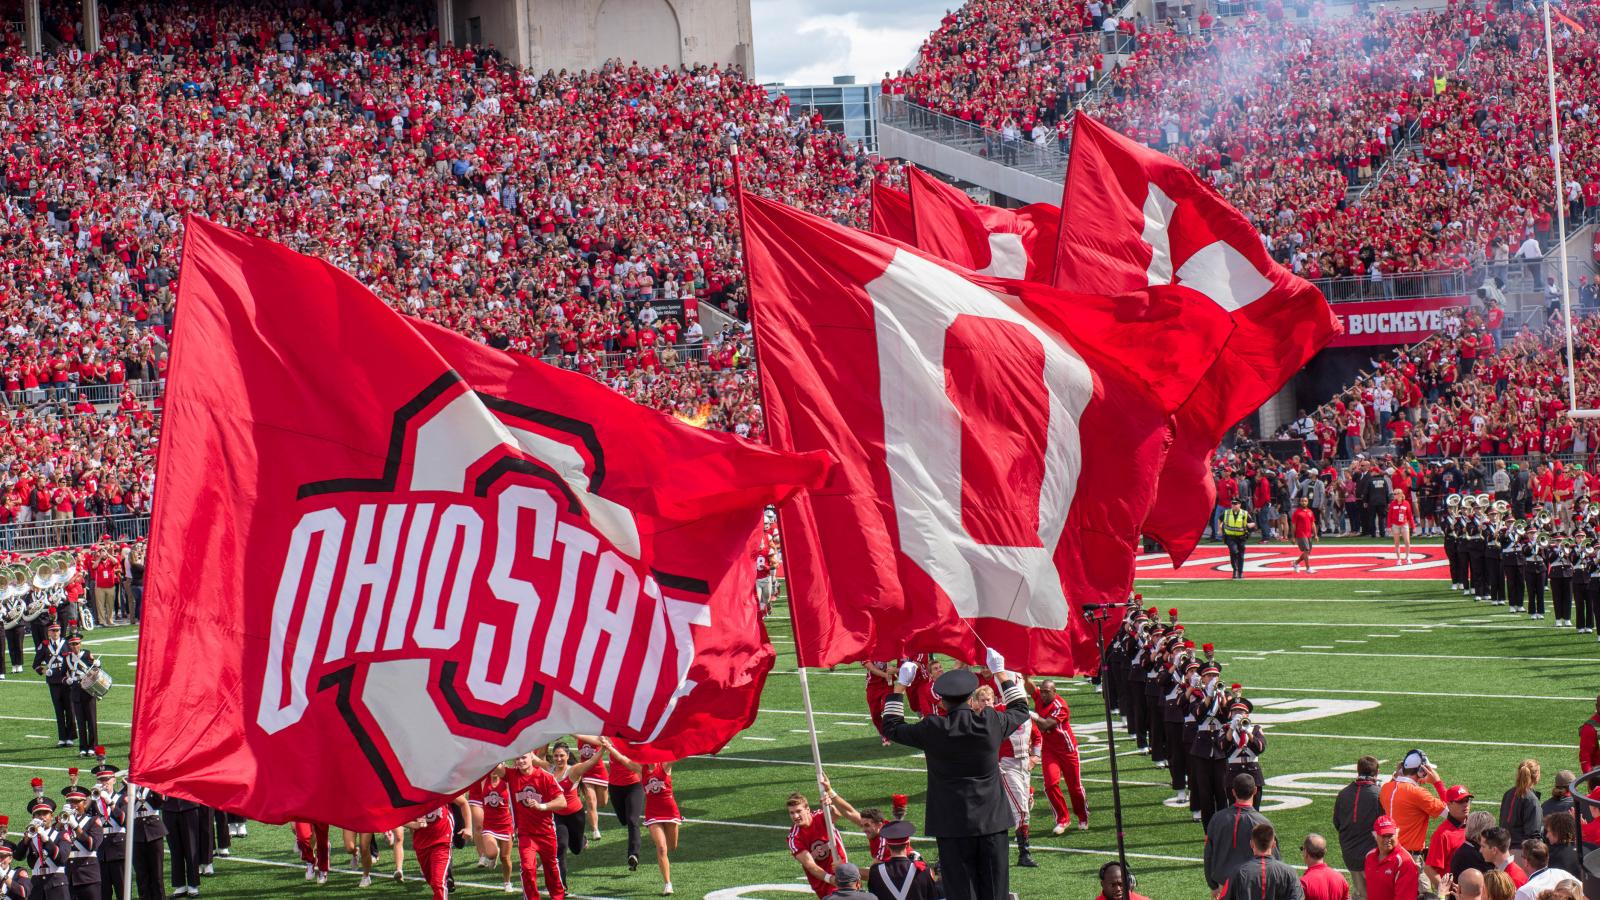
60, 785, 102, 900
405, 795, 471, 900
1504, 517, 1526, 613
508, 751, 567, 900
1575, 538, 1595, 634
1464, 497, 1488, 601
61, 632, 98, 758
127, 783, 166, 900
89, 756, 125, 900
1551, 536, 1576, 628
1523, 523, 1548, 620
1443, 494, 1465, 590
1190, 662, 1230, 827
606, 743, 681, 897
31, 618, 76, 749
1483, 503, 1505, 604
0, 821, 32, 900
1220, 689, 1267, 811
18, 795, 69, 900
159, 793, 203, 897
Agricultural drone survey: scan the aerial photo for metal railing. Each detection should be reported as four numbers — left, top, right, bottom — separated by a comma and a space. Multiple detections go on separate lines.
6, 378, 165, 408
1309, 268, 1479, 303
0, 514, 150, 553
883, 97, 1071, 178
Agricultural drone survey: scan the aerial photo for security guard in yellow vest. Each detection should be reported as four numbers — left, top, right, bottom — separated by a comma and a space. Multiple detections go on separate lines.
1221, 497, 1254, 579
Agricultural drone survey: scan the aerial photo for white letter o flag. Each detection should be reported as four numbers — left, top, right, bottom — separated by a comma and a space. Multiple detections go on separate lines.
867, 250, 1094, 629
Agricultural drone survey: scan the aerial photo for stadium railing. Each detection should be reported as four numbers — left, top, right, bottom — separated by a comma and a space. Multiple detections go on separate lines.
0, 514, 151, 553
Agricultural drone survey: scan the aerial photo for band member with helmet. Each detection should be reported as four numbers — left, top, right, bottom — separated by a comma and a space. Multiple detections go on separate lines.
867, 821, 937, 900
405, 794, 471, 900
19, 793, 69, 900
0, 820, 33, 900
1524, 521, 1549, 620
33, 616, 76, 749
882, 649, 1030, 900
507, 751, 566, 900
127, 783, 166, 900
1551, 535, 1576, 627
60, 784, 102, 900
545, 743, 604, 887
1444, 493, 1465, 590
1464, 495, 1489, 601
1190, 661, 1230, 827
90, 753, 125, 900
1220, 688, 1266, 811
606, 743, 680, 897
61, 632, 99, 758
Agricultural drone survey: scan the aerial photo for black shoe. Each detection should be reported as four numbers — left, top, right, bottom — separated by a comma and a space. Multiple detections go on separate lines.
1017, 853, 1038, 868
628, 854, 639, 872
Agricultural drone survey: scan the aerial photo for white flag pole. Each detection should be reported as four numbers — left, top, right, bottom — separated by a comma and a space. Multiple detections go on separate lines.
1542, 0, 1577, 411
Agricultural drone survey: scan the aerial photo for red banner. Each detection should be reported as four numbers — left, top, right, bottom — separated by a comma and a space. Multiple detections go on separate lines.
131, 218, 830, 829
1329, 297, 1469, 347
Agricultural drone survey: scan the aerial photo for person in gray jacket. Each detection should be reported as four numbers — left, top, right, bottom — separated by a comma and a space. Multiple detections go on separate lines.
1333, 756, 1383, 900
1206, 775, 1277, 895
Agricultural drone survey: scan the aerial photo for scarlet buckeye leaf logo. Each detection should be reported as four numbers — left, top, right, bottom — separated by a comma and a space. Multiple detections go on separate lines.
255, 373, 711, 806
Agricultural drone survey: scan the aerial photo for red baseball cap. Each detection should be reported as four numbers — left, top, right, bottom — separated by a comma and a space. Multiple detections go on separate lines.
1442, 785, 1474, 803
1373, 815, 1400, 836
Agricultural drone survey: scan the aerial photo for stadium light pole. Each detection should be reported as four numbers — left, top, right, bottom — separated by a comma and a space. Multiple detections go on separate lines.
1085, 605, 1131, 883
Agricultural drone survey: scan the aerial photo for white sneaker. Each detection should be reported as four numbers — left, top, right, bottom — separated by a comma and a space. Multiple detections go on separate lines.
504, 882, 515, 893
662, 884, 674, 896
237, 825, 247, 837
476, 856, 491, 868
1291, 563, 1300, 574
1051, 823, 1067, 836
1192, 810, 1203, 822
217, 849, 229, 858
316, 872, 327, 885
228, 824, 239, 837
1078, 822, 1089, 831
359, 876, 372, 888
201, 864, 214, 876
591, 829, 602, 840
306, 864, 315, 881
1306, 567, 1315, 574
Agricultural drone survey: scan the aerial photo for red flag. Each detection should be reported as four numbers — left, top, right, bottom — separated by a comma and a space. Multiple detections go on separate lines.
908, 168, 1060, 282
870, 181, 916, 243
131, 218, 830, 828
1554, 7, 1586, 33
1054, 115, 1339, 562
742, 193, 1232, 675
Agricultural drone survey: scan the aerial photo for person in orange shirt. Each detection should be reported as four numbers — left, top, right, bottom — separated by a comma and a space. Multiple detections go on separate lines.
1378, 749, 1447, 894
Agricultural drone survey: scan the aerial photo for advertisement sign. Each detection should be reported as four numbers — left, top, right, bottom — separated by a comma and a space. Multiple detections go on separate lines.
1328, 296, 1470, 347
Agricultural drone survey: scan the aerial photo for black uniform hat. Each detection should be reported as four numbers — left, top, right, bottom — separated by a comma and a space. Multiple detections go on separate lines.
880, 820, 916, 844
62, 785, 89, 801
28, 795, 56, 815
933, 669, 978, 702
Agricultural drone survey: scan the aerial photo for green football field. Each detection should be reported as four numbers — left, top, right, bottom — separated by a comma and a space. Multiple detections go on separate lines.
3, 565, 1594, 900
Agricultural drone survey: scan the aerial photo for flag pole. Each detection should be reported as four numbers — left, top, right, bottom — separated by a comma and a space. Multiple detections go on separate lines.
122, 782, 136, 900
727, 145, 840, 852
1542, 0, 1577, 410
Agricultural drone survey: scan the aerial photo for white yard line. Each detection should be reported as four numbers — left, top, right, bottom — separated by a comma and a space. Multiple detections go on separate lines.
216, 854, 624, 899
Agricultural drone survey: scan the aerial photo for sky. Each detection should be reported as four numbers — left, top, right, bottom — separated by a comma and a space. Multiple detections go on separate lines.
751, 0, 947, 85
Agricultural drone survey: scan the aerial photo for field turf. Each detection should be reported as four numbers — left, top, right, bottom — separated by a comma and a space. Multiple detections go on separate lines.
2, 562, 1593, 899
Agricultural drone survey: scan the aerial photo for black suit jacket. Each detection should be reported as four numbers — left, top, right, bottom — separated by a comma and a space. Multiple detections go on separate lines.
882, 679, 1031, 838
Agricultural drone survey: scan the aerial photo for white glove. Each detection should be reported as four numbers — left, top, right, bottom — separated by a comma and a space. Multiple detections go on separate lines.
896, 661, 919, 686
985, 648, 1006, 676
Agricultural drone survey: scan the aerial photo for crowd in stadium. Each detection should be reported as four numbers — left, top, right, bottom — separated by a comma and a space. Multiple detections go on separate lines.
891, 0, 1600, 282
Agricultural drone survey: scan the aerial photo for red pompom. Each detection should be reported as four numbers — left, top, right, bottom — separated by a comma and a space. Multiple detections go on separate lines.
1230, 683, 1243, 691
30, 778, 42, 789
1146, 607, 1157, 616
1168, 608, 1179, 618
1133, 593, 1143, 600
1203, 643, 1215, 653
1184, 640, 1195, 649
67, 768, 77, 776
891, 794, 909, 806
94, 746, 105, 757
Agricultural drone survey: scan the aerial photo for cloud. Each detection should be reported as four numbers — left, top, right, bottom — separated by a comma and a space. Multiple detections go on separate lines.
752, 0, 948, 85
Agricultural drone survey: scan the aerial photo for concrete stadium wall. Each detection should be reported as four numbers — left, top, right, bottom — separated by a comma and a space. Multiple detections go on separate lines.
449, 0, 753, 74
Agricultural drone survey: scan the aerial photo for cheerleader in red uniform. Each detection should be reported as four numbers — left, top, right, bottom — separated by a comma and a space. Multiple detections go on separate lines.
607, 742, 681, 896
575, 736, 610, 841
547, 741, 604, 884
406, 795, 471, 900
1387, 494, 1417, 565
471, 764, 515, 891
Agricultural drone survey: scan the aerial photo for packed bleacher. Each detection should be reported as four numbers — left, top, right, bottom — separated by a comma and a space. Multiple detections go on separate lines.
898, 0, 1600, 280
0, 0, 898, 546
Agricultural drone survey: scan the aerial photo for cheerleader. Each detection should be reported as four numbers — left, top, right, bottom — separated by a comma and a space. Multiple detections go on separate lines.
575, 737, 609, 842
1387, 495, 1416, 565
546, 742, 604, 885
605, 743, 680, 897
863, 660, 896, 746
470, 764, 514, 891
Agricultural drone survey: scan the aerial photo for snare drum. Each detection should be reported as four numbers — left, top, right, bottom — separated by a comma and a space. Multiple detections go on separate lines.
83, 664, 113, 700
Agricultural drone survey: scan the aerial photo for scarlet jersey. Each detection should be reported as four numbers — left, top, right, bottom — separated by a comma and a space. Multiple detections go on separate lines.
508, 767, 562, 836
788, 811, 848, 898
412, 804, 455, 851
472, 776, 513, 836
1035, 693, 1079, 755
1386, 501, 1414, 528
642, 763, 681, 824
607, 751, 641, 787
867, 834, 889, 862
554, 775, 582, 817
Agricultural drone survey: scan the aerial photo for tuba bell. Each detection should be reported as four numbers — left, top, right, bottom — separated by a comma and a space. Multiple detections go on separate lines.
1538, 511, 1555, 529
1493, 499, 1510, 515
1476, 492, 1492, 508
1446, 493, 1463, 509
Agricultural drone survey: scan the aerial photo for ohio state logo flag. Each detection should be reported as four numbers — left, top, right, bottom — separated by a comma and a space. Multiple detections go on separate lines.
130, 218, 829, 828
